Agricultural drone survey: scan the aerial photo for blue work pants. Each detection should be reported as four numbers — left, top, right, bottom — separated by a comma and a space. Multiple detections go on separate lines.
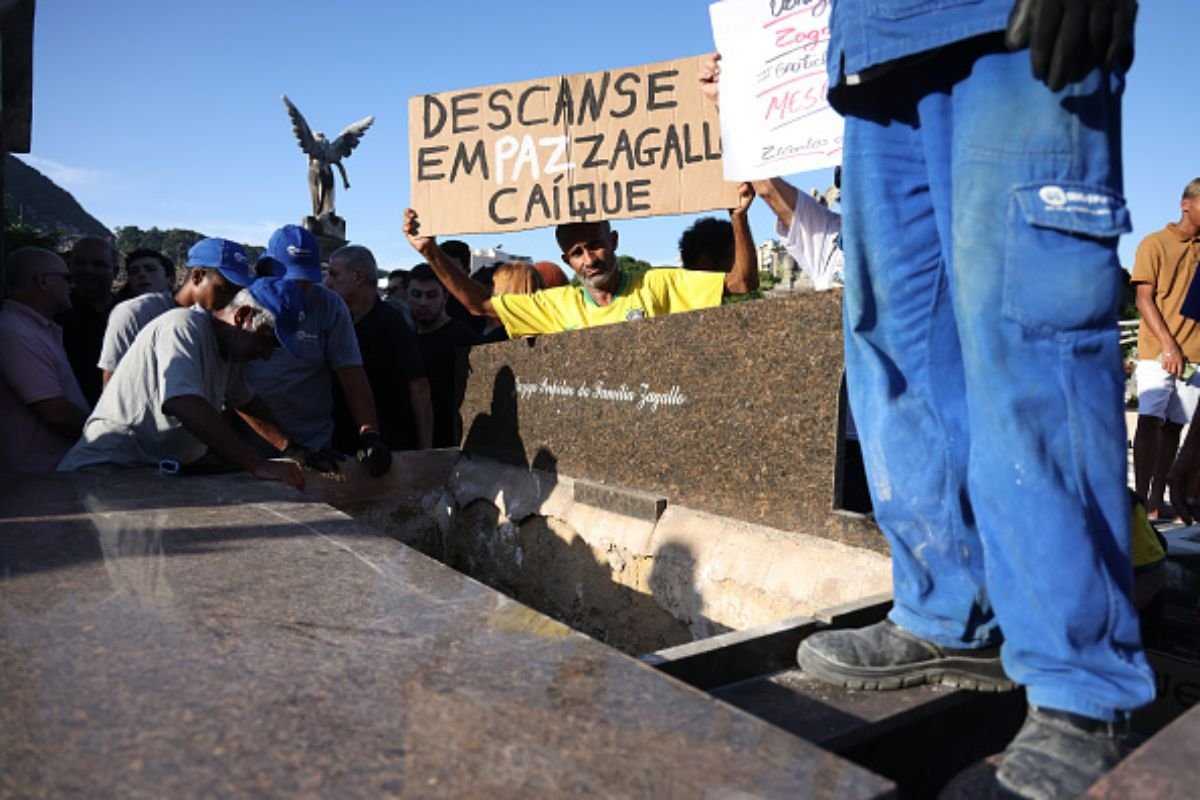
839, 37, 1155, 720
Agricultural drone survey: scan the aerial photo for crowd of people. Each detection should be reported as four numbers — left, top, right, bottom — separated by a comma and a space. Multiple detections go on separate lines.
0, 1, 1181, 794
0, 172, 811, 486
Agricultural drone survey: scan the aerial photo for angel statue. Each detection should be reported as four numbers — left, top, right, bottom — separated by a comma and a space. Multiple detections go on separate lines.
282, 95, 374, 220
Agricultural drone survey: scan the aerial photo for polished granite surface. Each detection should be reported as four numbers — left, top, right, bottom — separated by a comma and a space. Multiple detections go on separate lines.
459, 292, 886, 553
0, 472, 891, 798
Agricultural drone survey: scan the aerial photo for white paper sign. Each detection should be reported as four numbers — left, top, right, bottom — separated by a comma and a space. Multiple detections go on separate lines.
709, 0, 843, 180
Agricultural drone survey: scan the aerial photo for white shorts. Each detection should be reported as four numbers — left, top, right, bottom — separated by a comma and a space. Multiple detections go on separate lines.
1135, 359, 1200, 424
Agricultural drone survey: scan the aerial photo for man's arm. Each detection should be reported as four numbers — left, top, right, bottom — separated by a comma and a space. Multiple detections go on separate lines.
335, 365, 380, 434
408, 376, 434, 449
1134, 282, 1183, 378
29, 396, 88, 441
161, 394, 304, 489
752, 178, 800, 231
336, 365, 393, 477
403, 208, 498, 320
234, 395, 290, 452
725, 182, 759, 295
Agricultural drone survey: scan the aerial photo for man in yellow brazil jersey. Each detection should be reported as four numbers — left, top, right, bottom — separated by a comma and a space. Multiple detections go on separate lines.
401, 189, 757, 338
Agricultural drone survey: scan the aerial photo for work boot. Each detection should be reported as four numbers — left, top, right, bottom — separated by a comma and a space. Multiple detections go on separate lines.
796, 619, 1015, 691
995, 706, 1132, 799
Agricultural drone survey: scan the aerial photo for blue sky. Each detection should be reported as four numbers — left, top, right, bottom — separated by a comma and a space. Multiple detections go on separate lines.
20, 0, 1198, 270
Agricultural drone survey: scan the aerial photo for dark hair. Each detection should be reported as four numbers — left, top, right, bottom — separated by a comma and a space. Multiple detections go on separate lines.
678, 217, 733, 272
471, 264, 498, 293
407, 262, 444, 289
125, 248, 176, 284
387, 268, 409, 281
440, 240, 471, 272
554, 220, 611, 253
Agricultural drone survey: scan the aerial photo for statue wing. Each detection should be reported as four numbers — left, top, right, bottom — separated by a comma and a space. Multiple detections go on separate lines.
282, 95, 321, 159
329, 115, 375, 160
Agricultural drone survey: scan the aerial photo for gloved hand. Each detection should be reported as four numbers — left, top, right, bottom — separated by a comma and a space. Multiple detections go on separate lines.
282, 444, 346, 473
1006, 0, 1138, 92
356, 429, 392, 477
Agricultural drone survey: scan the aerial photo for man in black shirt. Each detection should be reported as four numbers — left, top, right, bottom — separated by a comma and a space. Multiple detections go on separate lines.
324, 245, 432, 452
407, 263, 482, 448
56, 237, 118, 407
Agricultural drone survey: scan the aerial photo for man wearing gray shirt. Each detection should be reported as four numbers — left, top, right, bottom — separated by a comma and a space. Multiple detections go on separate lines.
97, 238, 258, 388
249, 225, 391, 477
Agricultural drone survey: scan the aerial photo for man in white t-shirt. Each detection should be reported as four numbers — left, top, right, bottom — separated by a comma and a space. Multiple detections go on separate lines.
59, 278, 305, 490
98, 238, 259, 388
758, 177, 843, 291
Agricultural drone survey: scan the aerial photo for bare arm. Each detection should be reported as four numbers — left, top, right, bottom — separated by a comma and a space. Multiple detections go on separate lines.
101, 369, 114, 389
161, 394, 304, 489
403, 208, 498, 319
752, 177, 799, 231
1134, 282, 1183, 378
725, 183, 759, 295
234, 395, 290, 452
408, 376, 434, 449
335, 365, 380, 435
29, 396, 88, 441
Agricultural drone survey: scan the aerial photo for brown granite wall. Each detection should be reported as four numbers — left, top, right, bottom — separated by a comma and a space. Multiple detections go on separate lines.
459, 290, 885, 553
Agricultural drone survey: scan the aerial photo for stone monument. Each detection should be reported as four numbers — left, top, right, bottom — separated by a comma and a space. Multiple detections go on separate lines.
281, 94, 374, 260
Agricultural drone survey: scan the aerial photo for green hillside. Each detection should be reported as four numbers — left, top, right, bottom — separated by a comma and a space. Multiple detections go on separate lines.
4, 154, 110, 238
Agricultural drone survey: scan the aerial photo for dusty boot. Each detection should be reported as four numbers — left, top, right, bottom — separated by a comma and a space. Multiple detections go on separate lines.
996, 706, 1132, 799
796, 619, 1014, 691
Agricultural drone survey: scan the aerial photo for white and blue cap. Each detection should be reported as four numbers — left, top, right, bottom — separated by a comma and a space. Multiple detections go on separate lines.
185, 238, 255, 288
258, 224, 321, 283
246, 277, 306, 356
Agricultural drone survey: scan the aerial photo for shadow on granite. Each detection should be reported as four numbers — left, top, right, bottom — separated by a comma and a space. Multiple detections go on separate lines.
1, 471, 892, 798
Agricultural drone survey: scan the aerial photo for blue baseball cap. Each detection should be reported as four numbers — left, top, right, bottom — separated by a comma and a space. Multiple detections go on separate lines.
246, 277, 306, 356
258, 224, 321, 283
185, 238, 255, 287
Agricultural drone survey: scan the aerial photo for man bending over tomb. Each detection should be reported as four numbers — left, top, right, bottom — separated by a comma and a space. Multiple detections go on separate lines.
98, 238, 258, 388
249, 225, 391, 477
402, 194, 757, 338
58, 278, 305, 490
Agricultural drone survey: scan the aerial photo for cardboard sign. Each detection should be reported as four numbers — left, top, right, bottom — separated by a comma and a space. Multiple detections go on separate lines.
409, 56, 741, 236
709, 0, 843, 180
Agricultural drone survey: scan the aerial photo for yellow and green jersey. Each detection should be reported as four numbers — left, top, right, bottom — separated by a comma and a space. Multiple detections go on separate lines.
492, 269, 725, 337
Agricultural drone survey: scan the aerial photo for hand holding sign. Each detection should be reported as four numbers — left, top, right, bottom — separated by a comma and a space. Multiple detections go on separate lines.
698, 52, 722, 107
402, 208, 436, 258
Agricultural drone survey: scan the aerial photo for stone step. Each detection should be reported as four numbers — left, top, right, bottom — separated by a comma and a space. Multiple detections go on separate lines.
647, 597, 1026, 797
713, 670, 1025, 799
1084, 702, 1200, 798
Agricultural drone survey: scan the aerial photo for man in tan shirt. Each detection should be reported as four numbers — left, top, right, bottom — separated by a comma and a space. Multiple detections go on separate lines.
1131, 178, 1200, 517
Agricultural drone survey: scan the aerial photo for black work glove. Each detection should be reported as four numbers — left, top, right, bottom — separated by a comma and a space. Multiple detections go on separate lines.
356, 429, 392, 477
282, 444, 346, 474
1005, 0, 1137, 92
